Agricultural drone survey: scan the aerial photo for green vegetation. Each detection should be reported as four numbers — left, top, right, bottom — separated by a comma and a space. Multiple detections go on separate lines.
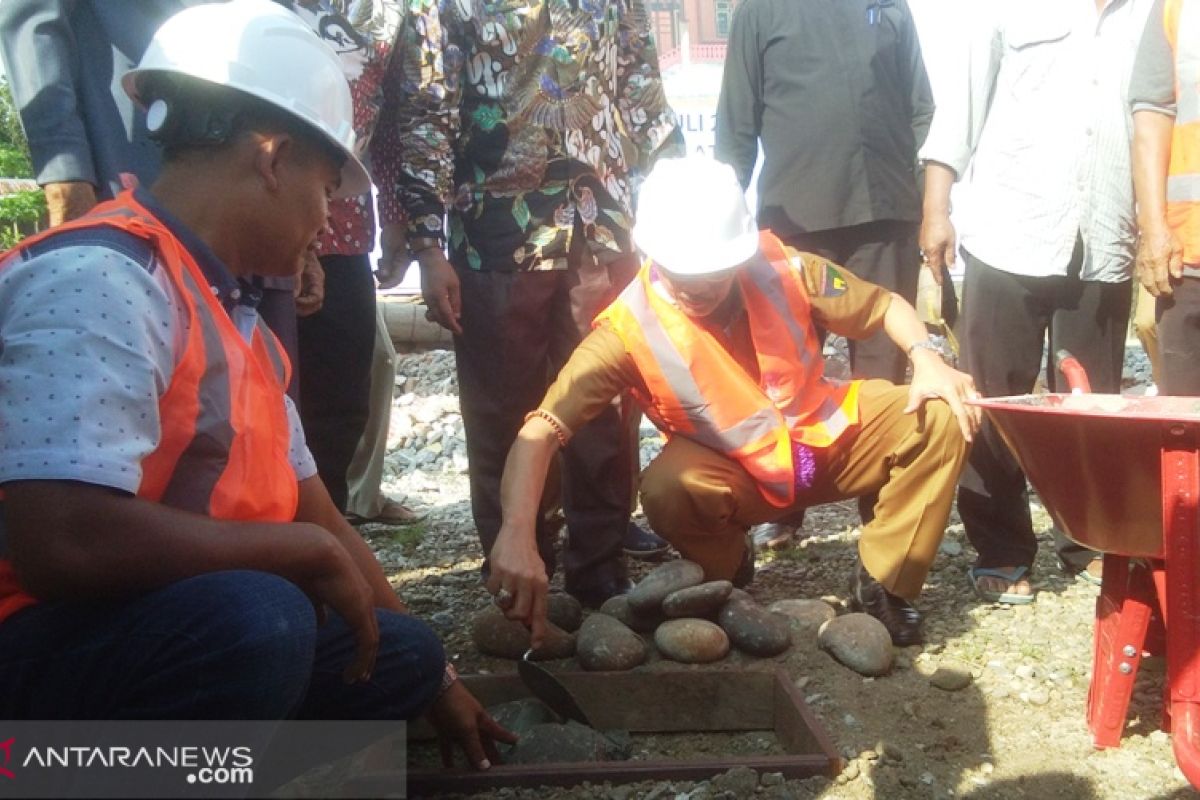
388, 522, 427, 554
0, 78, 44, 249
364, 520, 428, 555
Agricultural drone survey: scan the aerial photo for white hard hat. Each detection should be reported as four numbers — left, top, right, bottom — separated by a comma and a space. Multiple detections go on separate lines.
632, 157, 759, 276
123, 0, 369, 198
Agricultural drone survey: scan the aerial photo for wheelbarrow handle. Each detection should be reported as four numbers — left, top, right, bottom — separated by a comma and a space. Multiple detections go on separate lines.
1054, 349, 1092, 394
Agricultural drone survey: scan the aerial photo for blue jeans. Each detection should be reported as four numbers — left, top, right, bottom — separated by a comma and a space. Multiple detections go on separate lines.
0, 570, 445, 721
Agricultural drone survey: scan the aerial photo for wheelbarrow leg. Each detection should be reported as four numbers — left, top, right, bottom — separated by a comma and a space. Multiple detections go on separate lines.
1088, 554, 1154, 748
1160, 426, 1200, 788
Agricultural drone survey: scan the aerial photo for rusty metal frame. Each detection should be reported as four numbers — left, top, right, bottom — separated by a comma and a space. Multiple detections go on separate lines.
347, 667, 841, 796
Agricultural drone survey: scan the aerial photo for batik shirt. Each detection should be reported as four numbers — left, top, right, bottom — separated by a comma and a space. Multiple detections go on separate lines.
286, 0, 408, 256
390, 0, 682, 271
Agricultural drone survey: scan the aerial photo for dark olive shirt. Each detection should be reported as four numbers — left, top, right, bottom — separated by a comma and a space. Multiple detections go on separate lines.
714, 0, 934, 235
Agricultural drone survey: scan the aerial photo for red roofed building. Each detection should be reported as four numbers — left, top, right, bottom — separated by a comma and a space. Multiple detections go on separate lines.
646, 0, 743, 70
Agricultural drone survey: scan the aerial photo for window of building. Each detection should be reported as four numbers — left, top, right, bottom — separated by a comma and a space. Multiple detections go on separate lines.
715, 0, 732, 37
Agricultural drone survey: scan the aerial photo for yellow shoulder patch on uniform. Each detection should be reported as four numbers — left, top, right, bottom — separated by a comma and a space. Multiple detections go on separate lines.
823, 263, 848, 297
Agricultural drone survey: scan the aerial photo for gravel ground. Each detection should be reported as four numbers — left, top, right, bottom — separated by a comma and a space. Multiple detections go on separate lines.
356, 342, 1194, 800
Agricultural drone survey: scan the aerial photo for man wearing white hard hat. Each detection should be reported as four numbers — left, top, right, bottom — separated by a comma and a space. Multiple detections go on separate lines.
0, 0, 511, 773
487, 157, 979, 647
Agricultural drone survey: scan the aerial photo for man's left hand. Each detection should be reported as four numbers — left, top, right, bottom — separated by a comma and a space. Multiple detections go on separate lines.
904, 350, 981, 441
427, 680, 517, 770
296, 250, 326, 317
376, 222, 410, 290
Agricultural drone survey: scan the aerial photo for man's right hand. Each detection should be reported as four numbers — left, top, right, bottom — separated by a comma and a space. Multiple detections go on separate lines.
919, 211, 957, 281
1137, 222, 1184, 298
418, 248, 463, 335
294, 526, 380, 684
485, 527, 549, 649
44, 181, 98, 227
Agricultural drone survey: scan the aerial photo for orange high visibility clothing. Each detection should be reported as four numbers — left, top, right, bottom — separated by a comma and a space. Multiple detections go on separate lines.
0, 191, 298, 623
595, 230, 861, 508
1165, 0, 1200, 265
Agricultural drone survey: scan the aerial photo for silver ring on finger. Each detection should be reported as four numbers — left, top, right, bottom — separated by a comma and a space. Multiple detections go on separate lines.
494, 588, 514, 611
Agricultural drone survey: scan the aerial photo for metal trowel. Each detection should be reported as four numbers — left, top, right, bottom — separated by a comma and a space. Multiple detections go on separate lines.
517, 648, 593, 727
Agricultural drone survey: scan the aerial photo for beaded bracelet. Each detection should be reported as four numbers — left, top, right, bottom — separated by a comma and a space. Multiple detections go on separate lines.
524, 409, 570, 449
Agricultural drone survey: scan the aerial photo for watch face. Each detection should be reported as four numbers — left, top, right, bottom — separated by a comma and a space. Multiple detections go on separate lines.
147, 99, 170, 133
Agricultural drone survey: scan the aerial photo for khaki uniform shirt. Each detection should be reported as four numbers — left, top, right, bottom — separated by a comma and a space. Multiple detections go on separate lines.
540, 251, 893, 439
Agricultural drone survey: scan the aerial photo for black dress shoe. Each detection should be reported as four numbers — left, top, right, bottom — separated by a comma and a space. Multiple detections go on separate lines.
565, 577, 635, 609
623, 521, 670, 560
848, 561, 923, 646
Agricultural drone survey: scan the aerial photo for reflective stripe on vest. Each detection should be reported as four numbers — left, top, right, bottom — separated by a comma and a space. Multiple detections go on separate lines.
0, 191, 297, 624
595, 230, 860, 507
1166, 0, 1200, 265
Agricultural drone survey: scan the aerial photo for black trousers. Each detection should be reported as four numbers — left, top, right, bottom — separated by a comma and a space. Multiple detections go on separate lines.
957, 246, 1131, 572
453, 247, 636, 590
1158, 275, 1200, 396
779, 219, 922, 524
297, 254, 377, 512
257, 284, 301, 403
779, 220, 922, 383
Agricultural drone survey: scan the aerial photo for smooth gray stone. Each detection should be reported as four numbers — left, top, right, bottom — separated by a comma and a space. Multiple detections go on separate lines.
728, 588, 753, 604
487, 698, 560, 734
470, 604, 575, 660
576, 614, 646, 671
712, 766, 760, 796
627, 560, 704, 614
487, 698, 559, 757
929, 665, 974, 692
817, 613, 894, 677
507, 721, 628, 764
662, 580, 733, 618
654, 618, 730, 664
546, 592, 584, 632
597, 594, 665, 633
768, 599, 838, 642
718, 599, 792, 657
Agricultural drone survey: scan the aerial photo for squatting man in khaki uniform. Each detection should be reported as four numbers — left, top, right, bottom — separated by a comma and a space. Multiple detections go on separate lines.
486, 158, 981, 648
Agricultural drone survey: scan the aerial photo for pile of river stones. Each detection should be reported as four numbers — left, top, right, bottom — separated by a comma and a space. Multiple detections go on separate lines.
471, 559, 900, 677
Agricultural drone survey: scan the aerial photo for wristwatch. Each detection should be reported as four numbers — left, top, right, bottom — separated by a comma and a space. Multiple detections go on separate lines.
439, 662, 459, 696
409, 236, 443, 255
907, 339, 945, 361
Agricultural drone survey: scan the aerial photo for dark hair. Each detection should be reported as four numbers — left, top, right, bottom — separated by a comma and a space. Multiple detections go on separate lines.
137, 72, 346, 170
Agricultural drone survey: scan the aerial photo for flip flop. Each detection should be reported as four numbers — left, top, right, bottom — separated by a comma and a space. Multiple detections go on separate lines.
345, 498, 423, 526
1059, 556, 1104, 587
968, 565, 1036, 605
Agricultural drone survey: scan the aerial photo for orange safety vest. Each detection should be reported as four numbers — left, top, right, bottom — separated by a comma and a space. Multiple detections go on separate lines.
595, 230, 861, 508
0, 191, 298, 624
1165, 0, 1200, 266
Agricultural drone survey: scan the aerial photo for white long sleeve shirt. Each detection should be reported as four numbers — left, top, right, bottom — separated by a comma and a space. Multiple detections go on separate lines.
919, 0, 1154, 282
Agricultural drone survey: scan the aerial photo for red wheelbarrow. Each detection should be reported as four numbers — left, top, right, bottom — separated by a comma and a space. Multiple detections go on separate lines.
973, 389, 1200, 787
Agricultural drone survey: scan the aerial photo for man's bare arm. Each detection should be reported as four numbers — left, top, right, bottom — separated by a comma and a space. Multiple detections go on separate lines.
4, 479, 379, 682
485, 417, 561, 648
294, 474, 406, 612
919, 161, 958, 280
1133, 110, 1183, 297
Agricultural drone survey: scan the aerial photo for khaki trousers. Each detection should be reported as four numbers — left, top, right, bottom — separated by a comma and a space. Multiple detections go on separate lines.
639, 380, 968, 600
345, 304, 397, 519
